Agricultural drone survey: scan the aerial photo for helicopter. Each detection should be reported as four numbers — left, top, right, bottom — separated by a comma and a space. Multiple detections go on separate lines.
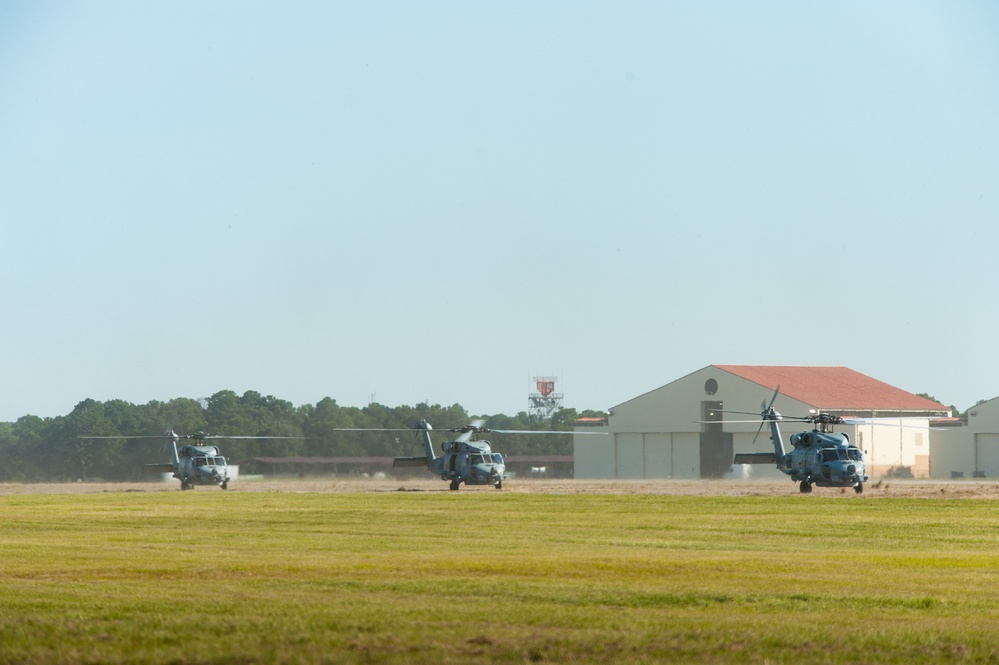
80, 430, 301, 490
340, 418, 602, 490
730, 388, 870, 493
390, 419, 507, 490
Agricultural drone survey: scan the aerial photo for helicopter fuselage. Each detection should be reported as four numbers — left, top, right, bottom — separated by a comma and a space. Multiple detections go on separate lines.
736, 399, 869, 493
175, 444, 230, 490
429, 439, 506, 489
393, 421, 506, 490
783, 430, 867, 489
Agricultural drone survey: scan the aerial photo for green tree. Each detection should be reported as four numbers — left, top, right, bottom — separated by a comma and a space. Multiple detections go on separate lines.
0, 392, 610, 481
61, 400, 128, 481
0, 416, 46, 481
303, 397, 364, 456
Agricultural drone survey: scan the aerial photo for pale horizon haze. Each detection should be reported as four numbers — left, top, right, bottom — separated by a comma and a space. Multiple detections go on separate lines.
2, 1, 997, 422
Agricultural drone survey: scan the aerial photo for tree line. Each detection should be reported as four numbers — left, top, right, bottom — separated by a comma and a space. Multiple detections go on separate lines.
0, 390, 606, 482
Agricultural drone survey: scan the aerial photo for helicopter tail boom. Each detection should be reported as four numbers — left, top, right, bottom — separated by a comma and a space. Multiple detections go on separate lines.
143, 463, 175, 474
416, 420, 436, 463
733, 452, 776, 465
392, 456, 428, 468
167, 430, 181, 467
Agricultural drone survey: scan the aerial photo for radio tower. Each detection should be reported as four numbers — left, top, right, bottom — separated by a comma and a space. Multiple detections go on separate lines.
529, 376, 563, 422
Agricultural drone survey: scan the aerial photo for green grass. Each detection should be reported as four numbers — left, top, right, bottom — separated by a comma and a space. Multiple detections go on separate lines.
1, 491, 999, 663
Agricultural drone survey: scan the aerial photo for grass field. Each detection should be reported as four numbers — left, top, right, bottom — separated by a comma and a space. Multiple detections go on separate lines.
1, 488, 999, 664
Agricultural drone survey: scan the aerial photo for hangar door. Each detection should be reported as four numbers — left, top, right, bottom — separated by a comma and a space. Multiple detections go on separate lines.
615, 433, 645, 478
612, 433, 681, 479
975, 434, 999, 478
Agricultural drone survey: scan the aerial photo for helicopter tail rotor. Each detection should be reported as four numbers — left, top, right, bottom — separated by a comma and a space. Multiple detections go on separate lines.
751, 385, 781, 445
393, 418, 437, 468
752, 385, 787, 459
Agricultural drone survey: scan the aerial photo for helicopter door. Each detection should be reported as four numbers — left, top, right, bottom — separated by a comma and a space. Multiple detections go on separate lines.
449, 454, 457, 473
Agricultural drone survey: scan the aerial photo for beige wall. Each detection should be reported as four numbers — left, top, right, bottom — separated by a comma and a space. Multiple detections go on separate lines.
644, 433, 673, 477
968, 397, 999, 431
573, 430, 614, 479
927, 397, 999, 479
573, 430, 699, 479
974, 433, 999, 477
929, 427, 973, 478
852, 420, 933, 478
608, 366, 816, 438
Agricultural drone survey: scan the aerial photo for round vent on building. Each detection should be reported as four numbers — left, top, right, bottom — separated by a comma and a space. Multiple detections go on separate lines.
704, 378, 718, 395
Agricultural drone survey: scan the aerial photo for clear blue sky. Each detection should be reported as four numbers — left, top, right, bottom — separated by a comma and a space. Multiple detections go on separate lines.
2, 1, 997, 422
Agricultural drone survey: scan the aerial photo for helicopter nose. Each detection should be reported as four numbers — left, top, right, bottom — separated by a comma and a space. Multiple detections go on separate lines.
194, 466, 223, 483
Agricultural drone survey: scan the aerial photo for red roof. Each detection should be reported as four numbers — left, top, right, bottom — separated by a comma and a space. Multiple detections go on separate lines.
713, 365, 946, 412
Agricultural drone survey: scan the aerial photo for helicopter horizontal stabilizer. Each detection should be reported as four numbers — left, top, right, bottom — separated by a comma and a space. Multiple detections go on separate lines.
392, 456, 428, 468
734, 452, 776, 465
143, 463, 175, 474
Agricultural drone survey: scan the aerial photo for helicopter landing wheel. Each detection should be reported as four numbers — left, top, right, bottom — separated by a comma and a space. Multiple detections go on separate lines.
221, 481, 228, 491
494, 481, 502, 490
799, 481, 812, 494
854, 482, 863, 494
449, 480, 460, 491
181, 481, 190, 491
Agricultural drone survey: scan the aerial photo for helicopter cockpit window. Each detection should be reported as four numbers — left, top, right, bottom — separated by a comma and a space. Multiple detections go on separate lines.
492, 454, 503, 464
468, 454, 484, 465
215, 457, 227, 466
847, 449, 862, 461
821, 449, 839, 463
194, 457, 207, 466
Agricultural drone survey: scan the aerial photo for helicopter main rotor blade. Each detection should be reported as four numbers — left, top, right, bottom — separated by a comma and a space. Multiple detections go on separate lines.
839, 417, 948, 430
81, 433, 306, 441
196, 435, 305, 440
487, 429, 598, 435
327, 428, 417, 432
77, 435, 169, 440
321, 423, 612, 437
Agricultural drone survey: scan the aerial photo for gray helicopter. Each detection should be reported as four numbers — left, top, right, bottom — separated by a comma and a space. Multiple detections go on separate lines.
82, 430, 300, 490
344, 418, 598, 490
391, 419, 513, 490
731, 388, 869, 493
143, 431, 236, 490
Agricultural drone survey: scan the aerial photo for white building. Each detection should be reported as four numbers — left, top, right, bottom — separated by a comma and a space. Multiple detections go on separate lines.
573, 365, 949, 480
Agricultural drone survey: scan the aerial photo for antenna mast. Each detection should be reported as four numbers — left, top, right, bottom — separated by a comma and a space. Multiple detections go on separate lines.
529, 375, 563, 422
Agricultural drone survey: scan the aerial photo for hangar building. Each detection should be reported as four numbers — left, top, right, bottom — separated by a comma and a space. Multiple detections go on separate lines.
573, 365, 950, 480
929, 395, 999, 478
